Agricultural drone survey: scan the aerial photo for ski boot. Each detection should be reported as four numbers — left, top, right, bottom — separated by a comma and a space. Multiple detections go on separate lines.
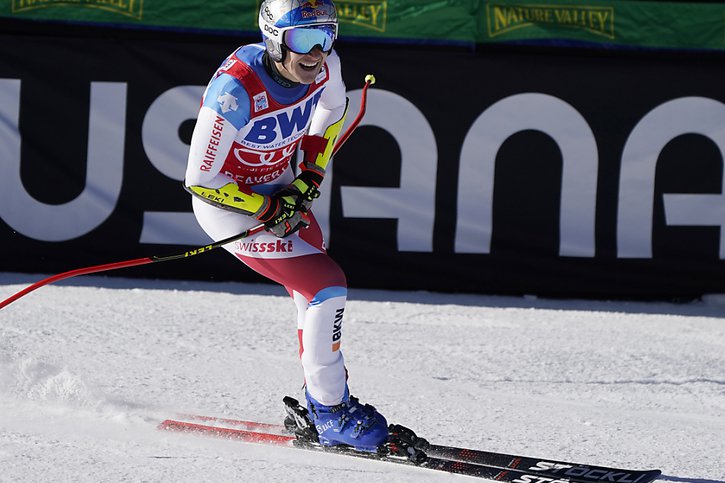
283, 396, 428, 463
284, 388, 389, 453
306, 388, 389, 452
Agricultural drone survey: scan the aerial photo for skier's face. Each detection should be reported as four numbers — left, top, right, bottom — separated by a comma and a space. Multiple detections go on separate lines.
278, 47, 328, 85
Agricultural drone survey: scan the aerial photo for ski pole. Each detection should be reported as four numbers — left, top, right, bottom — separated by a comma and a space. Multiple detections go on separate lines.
0, 226, 264, 311
0, 74, 377, 310
334, 73, 375, 152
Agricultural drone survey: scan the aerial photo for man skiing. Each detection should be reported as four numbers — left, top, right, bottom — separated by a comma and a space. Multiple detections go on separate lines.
184, 0, 388, 452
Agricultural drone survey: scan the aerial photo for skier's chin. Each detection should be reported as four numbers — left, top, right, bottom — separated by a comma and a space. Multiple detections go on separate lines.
293, 65, 321, 84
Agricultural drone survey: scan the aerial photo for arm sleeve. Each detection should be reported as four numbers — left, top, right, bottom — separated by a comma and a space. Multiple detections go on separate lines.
184, 74, 269, 216
184, 73, 251, 187
308, 50, 347, 139
302, 50, 348, 171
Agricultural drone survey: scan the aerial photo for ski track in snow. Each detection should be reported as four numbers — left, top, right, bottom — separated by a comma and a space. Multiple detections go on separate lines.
0, 272, 723, 483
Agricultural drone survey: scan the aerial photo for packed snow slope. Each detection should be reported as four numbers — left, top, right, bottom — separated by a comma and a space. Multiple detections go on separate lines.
0, 272, 723, 482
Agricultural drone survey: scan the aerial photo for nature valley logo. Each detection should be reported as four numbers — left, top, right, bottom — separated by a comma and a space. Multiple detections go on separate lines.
487, 3, 614, 40
337, 0, 387, 32
12, 0, 143, 19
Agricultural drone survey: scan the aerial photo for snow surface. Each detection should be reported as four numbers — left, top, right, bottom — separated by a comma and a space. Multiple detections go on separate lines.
0, 271, 723, 483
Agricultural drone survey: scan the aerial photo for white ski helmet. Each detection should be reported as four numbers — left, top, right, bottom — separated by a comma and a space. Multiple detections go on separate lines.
259, 0, 339, 62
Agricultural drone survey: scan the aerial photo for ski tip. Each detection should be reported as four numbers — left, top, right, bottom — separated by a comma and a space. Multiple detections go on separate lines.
157, 419, 174, 430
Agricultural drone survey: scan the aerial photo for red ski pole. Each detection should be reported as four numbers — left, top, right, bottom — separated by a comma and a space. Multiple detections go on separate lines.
334, 74, 375, 152
0, 74, 376, 310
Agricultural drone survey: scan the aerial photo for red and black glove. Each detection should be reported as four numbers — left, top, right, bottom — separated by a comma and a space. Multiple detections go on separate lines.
253, 191, 310, 238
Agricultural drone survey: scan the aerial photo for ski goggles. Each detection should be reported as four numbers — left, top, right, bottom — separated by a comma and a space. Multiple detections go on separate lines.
283, 24, 337, 55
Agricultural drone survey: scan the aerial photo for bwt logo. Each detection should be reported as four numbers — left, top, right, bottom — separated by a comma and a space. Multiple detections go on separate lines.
244, 91, 323, 145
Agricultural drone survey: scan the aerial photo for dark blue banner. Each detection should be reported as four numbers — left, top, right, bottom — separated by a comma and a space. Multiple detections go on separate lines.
2, 31, 725, 298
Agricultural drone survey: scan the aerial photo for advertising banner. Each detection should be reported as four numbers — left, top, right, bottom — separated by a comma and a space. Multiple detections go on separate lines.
481, 1, 725, 50
1, 0, 476, 44
2, 1, 725, 51
2, 34, 725, 297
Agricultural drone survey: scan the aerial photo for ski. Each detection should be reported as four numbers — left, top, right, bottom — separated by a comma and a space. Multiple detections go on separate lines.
174, 413, 285, 433
158, 398, 661, 483
412, 440, 662, 483
171, 412, 662, 483
159, 418, 562, 481
158, 418, 294, 445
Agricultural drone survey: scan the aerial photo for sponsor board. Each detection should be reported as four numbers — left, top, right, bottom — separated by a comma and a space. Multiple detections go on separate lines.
11, 0, 143, 19
2, 35, 725, 296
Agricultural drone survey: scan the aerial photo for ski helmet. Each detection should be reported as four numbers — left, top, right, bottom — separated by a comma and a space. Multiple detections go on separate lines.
259, 0, 339, 62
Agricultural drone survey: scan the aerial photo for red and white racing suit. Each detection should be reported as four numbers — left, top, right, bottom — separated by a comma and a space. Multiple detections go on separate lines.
184, 43, 348, 406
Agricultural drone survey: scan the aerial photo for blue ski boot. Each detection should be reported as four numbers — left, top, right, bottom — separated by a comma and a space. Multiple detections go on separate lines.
305, 387, 389, 452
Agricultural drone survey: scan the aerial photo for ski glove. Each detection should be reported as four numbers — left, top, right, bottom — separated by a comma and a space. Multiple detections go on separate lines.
287, 162, 325, 211
282, 134, 330, 211
254, 190, 310, 238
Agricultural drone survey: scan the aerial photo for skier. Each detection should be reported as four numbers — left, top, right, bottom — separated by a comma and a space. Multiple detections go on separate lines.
183, 0, 388, 452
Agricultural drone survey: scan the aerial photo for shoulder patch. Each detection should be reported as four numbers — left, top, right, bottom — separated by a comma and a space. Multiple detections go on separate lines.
253, 91, 269, 112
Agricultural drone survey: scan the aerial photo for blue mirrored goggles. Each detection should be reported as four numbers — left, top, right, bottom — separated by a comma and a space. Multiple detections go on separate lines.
283, 24, 337, 55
